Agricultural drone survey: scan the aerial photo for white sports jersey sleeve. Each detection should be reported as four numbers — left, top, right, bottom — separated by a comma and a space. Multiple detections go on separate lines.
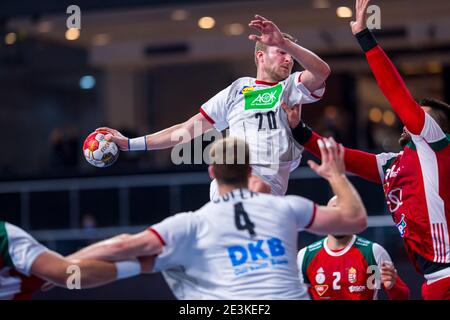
375, 152, 399, 182
296, 247, 307, 284
412, 112, 447, 143
283, 72, 325, 107
283, 195, 316, 230
5, 223, 48, 276
372, 243, 393, 267
200, 85, 232, 131
151, 212, 199, 272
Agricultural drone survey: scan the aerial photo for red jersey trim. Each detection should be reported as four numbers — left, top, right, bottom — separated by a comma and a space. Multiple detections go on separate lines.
297, 72, 326, 99
255, 79, 279, 86
199, 107, 215, 125
305, 204, 317, 229
148, 227, 166, 246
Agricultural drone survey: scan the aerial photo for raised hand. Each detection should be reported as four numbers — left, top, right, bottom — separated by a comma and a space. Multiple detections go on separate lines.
350, 0, 371, 35
307, 137, 346, 181
381, 261, 398, 290
281, 102, 301, 129
248, 15, 286, 48
96, 127, 130, 151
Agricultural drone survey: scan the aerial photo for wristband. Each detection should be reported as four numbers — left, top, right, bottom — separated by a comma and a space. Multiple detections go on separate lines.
115, 260, 141, 280
355, 28, 378, 53
128, 136, 147, 151
292, 121, 313, 145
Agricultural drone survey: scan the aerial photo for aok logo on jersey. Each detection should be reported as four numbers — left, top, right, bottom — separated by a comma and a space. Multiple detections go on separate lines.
244, 84, 282, 110
227, 237, 288, 276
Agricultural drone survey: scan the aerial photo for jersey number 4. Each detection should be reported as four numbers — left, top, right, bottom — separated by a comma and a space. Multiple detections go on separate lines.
234, 202, 256, 237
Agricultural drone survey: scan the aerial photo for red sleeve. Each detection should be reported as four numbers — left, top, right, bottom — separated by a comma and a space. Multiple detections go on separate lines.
304, 131, 381, 184
385, 275, 410, 300
365, 45, 425, 135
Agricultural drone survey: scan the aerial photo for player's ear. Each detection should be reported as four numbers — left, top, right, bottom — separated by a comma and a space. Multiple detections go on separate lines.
208, 165, 215, 180
256, 50, 264, 65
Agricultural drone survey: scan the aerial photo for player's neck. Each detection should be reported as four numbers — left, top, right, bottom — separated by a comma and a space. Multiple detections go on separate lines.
327, 235, 354, 251
256, 68, 278, 84
218, 183, 248, 196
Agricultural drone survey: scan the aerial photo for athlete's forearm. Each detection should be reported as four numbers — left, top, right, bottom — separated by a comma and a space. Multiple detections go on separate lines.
72, 259, 119, 288
145, 113, 212, 150
293, 123, 381, 184
386, 276, 410, 300
327, 174, 367, 230
356, 29, 425, 134
279, 39, 330, 90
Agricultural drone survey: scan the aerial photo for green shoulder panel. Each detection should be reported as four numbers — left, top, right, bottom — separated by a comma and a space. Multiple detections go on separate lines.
353, 236, 376, 267
0, 221, 14, 268
301, 238, 325, 284
429, 134, 450, 152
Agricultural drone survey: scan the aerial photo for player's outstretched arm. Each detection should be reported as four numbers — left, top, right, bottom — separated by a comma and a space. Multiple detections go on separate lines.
282, 103, 381, 184
30, 251, 142, 289
97, 112, 213, 151
248, 15, 330, 91
66, 230, 163, 263
306, 137, 367, 235
351, 0, 425, 134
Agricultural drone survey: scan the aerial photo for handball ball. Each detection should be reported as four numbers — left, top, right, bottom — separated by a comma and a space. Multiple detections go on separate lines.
83, 130, 119, 168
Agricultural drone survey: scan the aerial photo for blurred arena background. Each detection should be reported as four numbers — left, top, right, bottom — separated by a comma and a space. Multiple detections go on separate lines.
1, 0, 449, 299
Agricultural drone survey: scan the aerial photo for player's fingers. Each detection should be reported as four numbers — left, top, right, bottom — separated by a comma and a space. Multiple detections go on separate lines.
254, 14, 268, 21
248, 34, 262, 42
324, 138, 334, 162
307, 160, 320, 173
96, 127, 116, 134
317, 139, 329, 164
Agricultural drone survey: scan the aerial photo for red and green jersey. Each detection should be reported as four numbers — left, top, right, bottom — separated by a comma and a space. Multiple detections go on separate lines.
297, 236, 391, 300
375, 114, 450, 277
0, 221, 47, 300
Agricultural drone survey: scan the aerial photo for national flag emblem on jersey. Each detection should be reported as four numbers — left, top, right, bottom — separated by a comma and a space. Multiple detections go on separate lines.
348, 267, 357, 284
244, 84, 282, 110
315, 284, 329, 296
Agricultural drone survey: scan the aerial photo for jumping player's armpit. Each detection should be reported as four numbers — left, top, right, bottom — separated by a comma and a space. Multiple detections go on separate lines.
355, 29, 425, 135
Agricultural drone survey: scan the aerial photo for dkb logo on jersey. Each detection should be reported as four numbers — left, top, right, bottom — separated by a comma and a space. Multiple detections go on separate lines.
227, 237, 288, 276
244, 84, 282, 110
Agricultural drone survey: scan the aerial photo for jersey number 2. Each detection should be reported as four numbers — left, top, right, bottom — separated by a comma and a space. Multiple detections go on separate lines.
234, 202, 256, 237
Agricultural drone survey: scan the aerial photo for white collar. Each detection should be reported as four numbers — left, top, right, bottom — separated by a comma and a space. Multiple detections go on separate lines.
323, 235, 357, 257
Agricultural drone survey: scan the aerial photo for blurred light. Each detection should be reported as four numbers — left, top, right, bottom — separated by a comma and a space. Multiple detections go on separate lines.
427, 61, 442, 74
383, 110, 396, 126
5, 32, 17, 45
80, 75, 96, 90
171, 9, 189, 21
324, 105, 338, 120
336, 6, 353, 18
369, 107, 383, 123
92, 34, 111, 46
198, 16, 215, 29
65, 28, 80, 41
313, 0, 331, 9
224, 23, 244, 36
37, 21, 52, 33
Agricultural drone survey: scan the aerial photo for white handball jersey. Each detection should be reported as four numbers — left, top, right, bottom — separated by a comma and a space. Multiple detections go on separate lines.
150, 188, 316, 300
200, 72, 325, 196
0, 221, 48, 299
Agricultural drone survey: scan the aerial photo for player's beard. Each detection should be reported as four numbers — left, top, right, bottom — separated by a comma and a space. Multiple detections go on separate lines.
266, 65, 290, 82
332, 235, 348, 239
399, 128, 412, 147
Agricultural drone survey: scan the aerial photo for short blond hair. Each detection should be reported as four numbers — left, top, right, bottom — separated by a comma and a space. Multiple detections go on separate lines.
254, 33, 297, 66
209, 137, 250, 185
